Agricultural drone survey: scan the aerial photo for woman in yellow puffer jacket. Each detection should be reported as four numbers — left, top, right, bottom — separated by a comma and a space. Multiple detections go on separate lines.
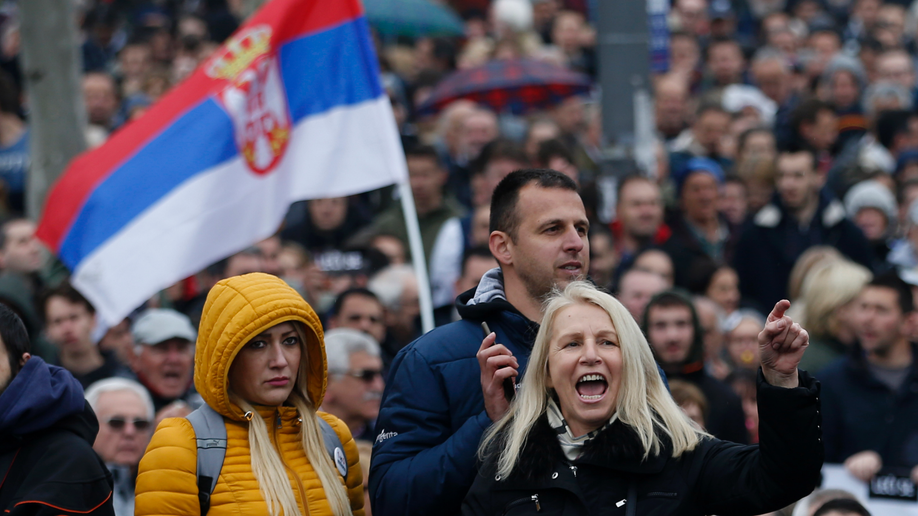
135, 273, 363, 516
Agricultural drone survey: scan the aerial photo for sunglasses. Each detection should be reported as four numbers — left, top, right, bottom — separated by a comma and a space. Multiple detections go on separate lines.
106, 417, 152, 432
343, 369, 384, 383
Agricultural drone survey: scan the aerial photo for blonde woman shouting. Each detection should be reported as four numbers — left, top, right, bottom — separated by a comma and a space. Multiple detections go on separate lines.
135, 273, 363, 516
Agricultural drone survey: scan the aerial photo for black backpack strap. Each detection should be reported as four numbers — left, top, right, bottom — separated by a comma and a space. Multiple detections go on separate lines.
317, 416, 348, 479
186, 405, 227, 515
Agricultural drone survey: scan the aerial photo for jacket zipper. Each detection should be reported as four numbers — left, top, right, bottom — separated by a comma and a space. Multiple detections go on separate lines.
273, 409, 310, 515
502, 494, 542, 515
569, 465, 578, 478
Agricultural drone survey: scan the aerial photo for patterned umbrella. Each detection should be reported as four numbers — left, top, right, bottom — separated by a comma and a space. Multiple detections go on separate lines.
416, 58, 592, 116
364, 0, 465, 38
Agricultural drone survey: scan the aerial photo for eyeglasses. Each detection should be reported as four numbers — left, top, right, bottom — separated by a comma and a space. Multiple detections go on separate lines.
105, 417, 152, 432
338, 369, 384, 383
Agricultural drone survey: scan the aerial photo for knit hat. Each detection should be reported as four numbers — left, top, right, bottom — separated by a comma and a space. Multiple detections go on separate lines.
844, 180, 897, 225
673, 157, 726, 196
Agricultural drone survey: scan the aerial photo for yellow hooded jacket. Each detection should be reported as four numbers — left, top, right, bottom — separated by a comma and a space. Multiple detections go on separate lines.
135, 273, 364, 516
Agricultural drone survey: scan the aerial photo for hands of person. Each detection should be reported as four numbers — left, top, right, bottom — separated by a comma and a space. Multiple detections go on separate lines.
758, 300, 807, 388
844, 450, 883, 482
477, 331, 518, 422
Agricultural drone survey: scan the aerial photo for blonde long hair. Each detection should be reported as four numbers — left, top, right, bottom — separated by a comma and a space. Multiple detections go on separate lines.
232, 322, 352, 516
480, 281, 704, 478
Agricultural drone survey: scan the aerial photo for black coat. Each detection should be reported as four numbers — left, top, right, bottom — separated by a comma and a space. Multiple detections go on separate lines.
462, 370, 823, 516
0, 403, 114, 515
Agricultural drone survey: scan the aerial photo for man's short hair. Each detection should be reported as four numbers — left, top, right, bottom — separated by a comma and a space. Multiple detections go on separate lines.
404, 143, 440, 162
84, 377, 155, 421
868, 271, 914, 314
0, 302, 30, 377
470, 139, 528, 178
324, 328, 381, 376
705, 38, 742, 61
489, 169, 579, 240
41, 281, 96, 320
778, 149, 818, 174
875, 109, 912, 150
461, 246, 495, 276
695, 101, 729, 120
536, 139, 574, 167
792, 98, 833, 132
616, 174, 656, 203
813, 498, 871, 516
331, 288, 382, 318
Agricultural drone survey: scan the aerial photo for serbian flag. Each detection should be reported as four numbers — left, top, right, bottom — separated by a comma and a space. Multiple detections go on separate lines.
36, 0, 407, 325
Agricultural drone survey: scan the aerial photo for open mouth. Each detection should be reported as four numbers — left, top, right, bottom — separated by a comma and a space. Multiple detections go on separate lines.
576, 373, 608, 401
560, 262, 582, 274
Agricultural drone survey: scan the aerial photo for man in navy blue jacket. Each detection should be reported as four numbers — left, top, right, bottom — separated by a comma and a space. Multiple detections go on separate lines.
0, 304, 114, 515
370, 169, 592, 515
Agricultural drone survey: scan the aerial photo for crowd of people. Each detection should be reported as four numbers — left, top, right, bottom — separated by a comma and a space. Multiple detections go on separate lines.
1, 0, 918, 514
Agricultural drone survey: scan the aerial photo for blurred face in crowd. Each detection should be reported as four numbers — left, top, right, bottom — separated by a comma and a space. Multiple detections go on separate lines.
633, 250, 674, 287
726, 318, 761, 369
553, 96, 585, 135
719, 179, 748, 226
830, 71, 860, 110
525, 121, 561, 162
854, 208, 888, 241
331, 294, 386, 344
647, 304, 695, 369
740, 130, 777, 162
1, 220, 42, 274
225, 251, 265, 277
309, 197, 348, 231
681, 172, 720, 224
776, 152, 821, 212
752, 58, 791, 104
255, 236, 281, 276
546, 302, 623, 437
370, 235, 406, 265
99, 319, 133, 365
877, 52, 916, 90
45, 297, 96, 354
325, 350, 385, 426
876, 5, 906, 48
407, 154, 447, 215
854, 286, 908, 357
808, 32, 841, 76
675, 0, 709, 36
800, 109, 838, 151
83, 73, 119, 127
707, 267, 740, 314
119, 43, 152, 80
708, 42, 744, 86
471, 205, 491, 246
93, 390, 152, 466
551, 11, 584, 55
854, 0, 881, 27
483, 158, 528, 205
132, 338, 194, 399
670, 34, 701, 75
617, 269, 668, 321
588, 232, 616, 287
694, 109, 730, 155
503, 185, 590, 299
456, 254, 498, 294
230, 322, 301, 406
655, 76, 689, 135
694, 297, 724, 361
617, 179, 664, 242
459, 110, 498, 160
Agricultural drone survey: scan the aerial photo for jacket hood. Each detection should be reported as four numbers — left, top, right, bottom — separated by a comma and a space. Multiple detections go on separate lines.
641, 289, 705, 374
194, 273, 327, 421
456, 267, 533, 325
0, 356, 86, 436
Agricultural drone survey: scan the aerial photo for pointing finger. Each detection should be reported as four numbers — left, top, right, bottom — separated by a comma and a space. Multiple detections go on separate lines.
767, 299, 791, 324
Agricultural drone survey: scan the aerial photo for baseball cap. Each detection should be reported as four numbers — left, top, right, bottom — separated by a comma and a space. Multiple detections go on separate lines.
132, 308, 197, 345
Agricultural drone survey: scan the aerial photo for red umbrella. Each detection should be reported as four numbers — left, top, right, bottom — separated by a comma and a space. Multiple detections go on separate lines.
416, 58, 592, 116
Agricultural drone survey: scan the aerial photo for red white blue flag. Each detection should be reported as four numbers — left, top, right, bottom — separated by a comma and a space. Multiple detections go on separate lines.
36, 0, 407, 324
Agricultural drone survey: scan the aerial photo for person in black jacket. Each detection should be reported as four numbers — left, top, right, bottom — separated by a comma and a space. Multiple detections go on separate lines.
642, 289, 749, 443
0, 303, 114, 515
463, 281, 822, 516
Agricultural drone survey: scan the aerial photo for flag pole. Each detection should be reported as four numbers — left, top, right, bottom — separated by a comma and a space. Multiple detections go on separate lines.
397, 181, 435, 333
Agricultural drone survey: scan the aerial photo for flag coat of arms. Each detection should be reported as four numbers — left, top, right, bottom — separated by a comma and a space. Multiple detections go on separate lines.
36, 0, 408, 324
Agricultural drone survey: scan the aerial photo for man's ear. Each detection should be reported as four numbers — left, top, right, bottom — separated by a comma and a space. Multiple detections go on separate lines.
489, 231, 513, 267
19, 352, 30, 367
